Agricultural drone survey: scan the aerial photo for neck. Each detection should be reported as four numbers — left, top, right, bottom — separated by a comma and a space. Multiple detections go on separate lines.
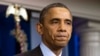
48, 45, 63, 56
42, 41, 63, 56
52, 48, 62, 56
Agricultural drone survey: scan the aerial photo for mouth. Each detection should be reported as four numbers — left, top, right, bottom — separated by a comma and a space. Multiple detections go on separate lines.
55, 35, 68, 41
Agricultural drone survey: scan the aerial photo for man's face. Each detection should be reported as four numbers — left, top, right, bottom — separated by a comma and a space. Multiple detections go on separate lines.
37, 7, 72, 49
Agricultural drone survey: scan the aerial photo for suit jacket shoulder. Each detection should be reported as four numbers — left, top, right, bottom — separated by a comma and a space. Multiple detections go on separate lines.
16, 45, 43, 56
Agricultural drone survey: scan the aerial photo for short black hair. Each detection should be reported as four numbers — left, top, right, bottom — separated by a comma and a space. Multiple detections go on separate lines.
39, 3, 71, 24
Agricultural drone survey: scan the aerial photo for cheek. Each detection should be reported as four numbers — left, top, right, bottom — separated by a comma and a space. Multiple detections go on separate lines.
68, 27, 72, 38
68, 28, 72, 34
66, 26, 72, 36
44, 26, 56, 39
67, 26, 72, 33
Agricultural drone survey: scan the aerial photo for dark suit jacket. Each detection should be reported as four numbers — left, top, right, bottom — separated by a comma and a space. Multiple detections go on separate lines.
16, 46, 43, 56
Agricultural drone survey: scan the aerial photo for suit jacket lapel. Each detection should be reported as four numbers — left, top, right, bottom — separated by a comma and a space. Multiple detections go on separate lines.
31, 45, 43, 56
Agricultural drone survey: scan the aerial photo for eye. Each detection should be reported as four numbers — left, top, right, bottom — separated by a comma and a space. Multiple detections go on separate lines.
52, 20, 58, 24
65, 20, 72, 25
67, 22, 71, 25
50, 19, 59, 24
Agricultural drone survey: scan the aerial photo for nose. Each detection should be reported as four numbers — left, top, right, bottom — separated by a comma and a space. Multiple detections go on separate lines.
57, 22, 66, 32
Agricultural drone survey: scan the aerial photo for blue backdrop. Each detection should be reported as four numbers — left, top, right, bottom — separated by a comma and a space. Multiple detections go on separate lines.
68, 30, 80, 56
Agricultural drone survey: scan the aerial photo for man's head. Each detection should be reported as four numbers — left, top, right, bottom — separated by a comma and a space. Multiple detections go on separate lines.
37, 3, 72, 50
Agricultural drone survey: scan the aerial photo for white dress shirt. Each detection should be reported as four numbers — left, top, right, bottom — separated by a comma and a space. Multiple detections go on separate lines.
40, 42, 62, 56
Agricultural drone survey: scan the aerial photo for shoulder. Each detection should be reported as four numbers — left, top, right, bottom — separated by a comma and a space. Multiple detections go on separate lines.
15, 46, 43, 56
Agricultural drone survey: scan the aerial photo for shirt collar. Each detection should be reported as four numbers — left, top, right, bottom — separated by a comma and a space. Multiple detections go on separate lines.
40, 42, 62, 56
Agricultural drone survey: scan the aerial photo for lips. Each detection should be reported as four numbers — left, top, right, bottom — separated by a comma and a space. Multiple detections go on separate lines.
55, 34, 68, 40
56, 35, 66, 37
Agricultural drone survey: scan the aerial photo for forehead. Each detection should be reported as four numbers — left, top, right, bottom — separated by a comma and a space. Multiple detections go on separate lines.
44, 7, 72, 20
48, 7, 69, 12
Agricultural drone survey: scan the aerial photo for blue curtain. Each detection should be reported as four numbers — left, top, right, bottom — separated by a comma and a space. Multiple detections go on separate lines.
68, 30, 80, 56
0, 5, 30, 56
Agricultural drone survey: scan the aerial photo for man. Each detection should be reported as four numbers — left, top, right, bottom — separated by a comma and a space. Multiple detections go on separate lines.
16, 3, 72, 56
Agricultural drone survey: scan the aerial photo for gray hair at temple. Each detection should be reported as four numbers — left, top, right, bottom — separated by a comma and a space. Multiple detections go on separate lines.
39, 3, 72, 24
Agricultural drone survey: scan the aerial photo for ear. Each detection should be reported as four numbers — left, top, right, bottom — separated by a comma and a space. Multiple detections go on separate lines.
36, 23, 43, 35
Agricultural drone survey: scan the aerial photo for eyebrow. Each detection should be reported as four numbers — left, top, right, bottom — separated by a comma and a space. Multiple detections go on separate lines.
50, 18, 60, 21
65, 19, 72, 23
50, 18, 72, 22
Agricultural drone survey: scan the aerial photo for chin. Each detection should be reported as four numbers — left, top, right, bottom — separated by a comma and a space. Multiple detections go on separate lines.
55, 40, 69, 48
56, 43, 68, 48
